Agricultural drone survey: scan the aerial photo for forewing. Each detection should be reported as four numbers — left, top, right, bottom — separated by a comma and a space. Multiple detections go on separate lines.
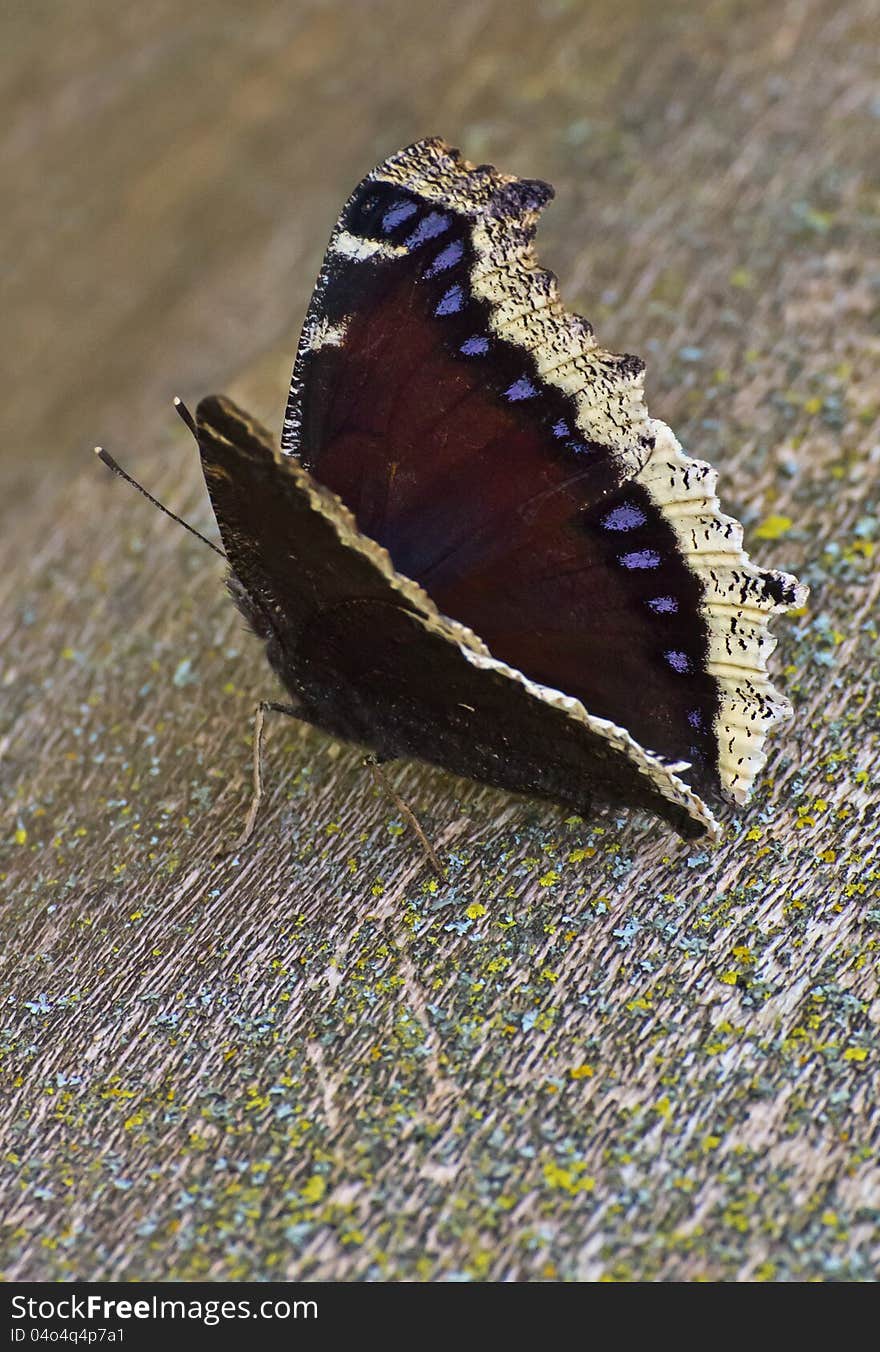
281, 138, 806, 801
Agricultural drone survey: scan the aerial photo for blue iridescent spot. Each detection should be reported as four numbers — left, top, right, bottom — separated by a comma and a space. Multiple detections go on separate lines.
381, 199, 418, 232
505, 377, 538, 401
619, 549, 661, 570
602, 502, 647, 532
665, 650, 692, 674
460, 335, 489, 356
405, 211, 451, 248
566, 439, 593, 456
552, 419, 570, 438
687, 708, 705, 730
647, 595, 678, 614
424, 239, 464, 277
435, 285, 464, 316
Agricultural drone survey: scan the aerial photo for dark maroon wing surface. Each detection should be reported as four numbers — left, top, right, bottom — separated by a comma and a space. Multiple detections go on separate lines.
280, 138, 724, 792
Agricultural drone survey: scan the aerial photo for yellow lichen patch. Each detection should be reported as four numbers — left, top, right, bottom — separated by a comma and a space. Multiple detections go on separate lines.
300, 1176, 327, 1204
542, 1159, 595, 1194
753, 514, 793, 540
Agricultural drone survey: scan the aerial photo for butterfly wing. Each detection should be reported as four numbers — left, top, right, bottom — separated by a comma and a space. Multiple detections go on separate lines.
196, 394, 716, 838
281, 138, 806, 803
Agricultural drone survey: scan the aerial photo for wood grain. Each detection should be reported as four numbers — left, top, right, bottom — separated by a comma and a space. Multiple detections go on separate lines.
2, 0, 878, 1281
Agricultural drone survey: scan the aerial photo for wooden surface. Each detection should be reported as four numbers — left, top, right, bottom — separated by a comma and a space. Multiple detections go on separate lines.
2, 0, 879, 1282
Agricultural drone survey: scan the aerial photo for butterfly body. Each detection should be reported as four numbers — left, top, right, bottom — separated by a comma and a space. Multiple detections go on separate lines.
184, 138, 806, 842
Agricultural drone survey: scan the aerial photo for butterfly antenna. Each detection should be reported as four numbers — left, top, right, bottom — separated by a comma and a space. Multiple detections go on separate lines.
173, 395, 198, 439
93, 445, 226, 559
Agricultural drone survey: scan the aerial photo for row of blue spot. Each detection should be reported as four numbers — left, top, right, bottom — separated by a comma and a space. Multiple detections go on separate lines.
376, 195, 707, 747
598, 500, 695, 676
380, 196, 452, 250
378, 201, 599, 450
377, 202, 543, 407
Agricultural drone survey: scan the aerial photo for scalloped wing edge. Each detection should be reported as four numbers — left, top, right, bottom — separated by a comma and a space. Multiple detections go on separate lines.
634, 421, 808, 803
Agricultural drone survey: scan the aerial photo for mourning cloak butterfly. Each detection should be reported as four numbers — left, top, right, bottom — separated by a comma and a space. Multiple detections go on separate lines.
110, 138, 809, 843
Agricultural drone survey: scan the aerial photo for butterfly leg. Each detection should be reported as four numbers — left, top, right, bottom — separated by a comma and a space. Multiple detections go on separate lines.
216, 699, 313, 859
363, 755, 444, 879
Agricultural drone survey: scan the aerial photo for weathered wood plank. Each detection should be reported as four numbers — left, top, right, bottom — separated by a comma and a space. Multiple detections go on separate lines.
2, 0, 878, 1281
